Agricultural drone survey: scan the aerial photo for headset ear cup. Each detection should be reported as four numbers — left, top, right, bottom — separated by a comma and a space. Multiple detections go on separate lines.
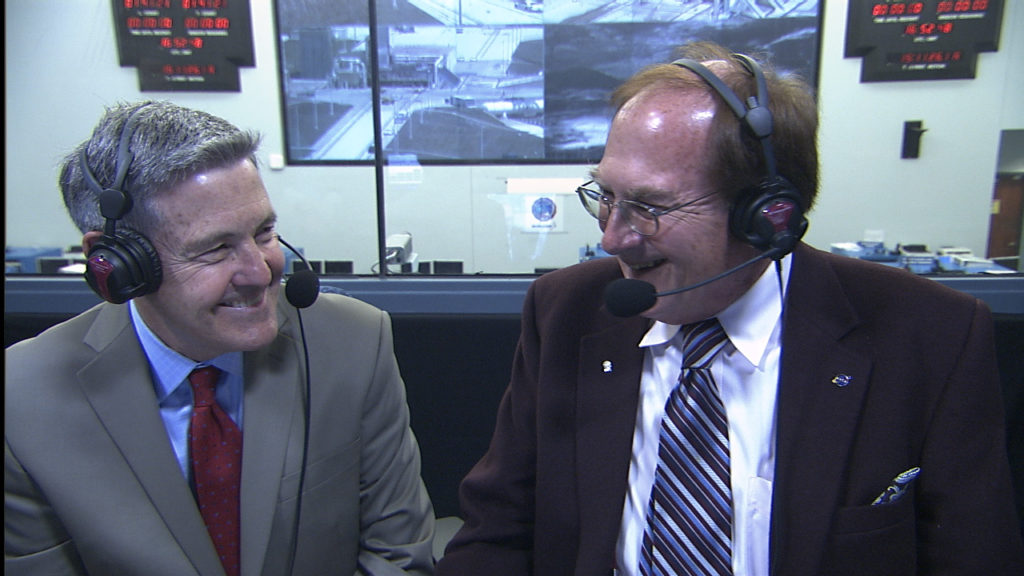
85, 229, 163, 304
730, 178, 808, 257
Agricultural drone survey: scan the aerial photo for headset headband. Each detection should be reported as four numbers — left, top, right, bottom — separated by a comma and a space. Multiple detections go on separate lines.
671, 54, 777, 178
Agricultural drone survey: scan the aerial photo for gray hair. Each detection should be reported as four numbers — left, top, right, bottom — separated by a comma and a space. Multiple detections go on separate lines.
59, 100, 262, 236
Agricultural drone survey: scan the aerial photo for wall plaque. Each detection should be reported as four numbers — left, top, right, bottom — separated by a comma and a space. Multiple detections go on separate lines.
845, 0, 1004, 82
112, 0, 255, 91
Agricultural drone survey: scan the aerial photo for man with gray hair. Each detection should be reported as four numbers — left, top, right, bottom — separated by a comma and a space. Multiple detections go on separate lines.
6, 101, 436, 575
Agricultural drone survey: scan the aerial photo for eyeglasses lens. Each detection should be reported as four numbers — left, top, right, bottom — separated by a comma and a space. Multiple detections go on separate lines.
577, 184, 659, 236
578, 186, 604, 220
626, 205, 657, 235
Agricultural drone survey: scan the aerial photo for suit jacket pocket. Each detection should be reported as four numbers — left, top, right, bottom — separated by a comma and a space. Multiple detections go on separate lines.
820, 495, 916, 576
4, 538, 88, 576
279, 436, 360, 495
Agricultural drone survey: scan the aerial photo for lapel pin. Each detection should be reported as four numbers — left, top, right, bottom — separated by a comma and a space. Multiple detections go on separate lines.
832, 374, 852, 387
602, 360, 613, 373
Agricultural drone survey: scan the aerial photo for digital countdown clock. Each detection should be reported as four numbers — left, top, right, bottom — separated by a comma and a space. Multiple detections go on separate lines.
845, 0, 1004, 81
111, 0, 255, 91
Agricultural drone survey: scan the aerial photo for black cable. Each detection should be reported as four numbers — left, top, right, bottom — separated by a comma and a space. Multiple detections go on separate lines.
277, 235, 315, 575
287, 306, 312, 575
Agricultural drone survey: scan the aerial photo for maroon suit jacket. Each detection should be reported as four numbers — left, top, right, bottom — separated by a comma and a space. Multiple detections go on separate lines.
437, 243, 1023, 575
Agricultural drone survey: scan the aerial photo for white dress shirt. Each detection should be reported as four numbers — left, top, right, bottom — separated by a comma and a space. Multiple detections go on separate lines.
615, 256, 790, 576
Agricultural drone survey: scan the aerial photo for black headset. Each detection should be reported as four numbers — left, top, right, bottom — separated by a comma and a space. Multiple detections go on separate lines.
672, 54, 808, 258
81, 106, 163, 304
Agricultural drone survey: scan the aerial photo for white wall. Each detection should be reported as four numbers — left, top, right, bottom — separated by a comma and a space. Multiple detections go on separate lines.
811, 0, 1024, 256
6, 1, 1023, 273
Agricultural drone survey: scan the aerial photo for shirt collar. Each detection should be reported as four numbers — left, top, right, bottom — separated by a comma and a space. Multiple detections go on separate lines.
129, 300, 243, 403
639, 254, 791, 365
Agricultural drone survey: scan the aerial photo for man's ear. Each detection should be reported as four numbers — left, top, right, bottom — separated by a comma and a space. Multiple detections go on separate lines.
82, 230, 104, 255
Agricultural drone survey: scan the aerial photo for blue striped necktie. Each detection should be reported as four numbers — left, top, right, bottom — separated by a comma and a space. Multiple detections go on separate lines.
640, 318, 732, 576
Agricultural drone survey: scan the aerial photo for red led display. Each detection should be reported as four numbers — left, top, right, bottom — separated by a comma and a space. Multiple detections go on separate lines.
936, 0, 989, 12
903, 22, 955, 35
183, 17, 231, 30
846, 0, 1003, 81
161, 63, 218, 75
891, 50, 963, 64
111, 0, 253, 91
160, 36, 205, 49
872, 3, 925, 16
182, 0, 229, 8
123, 0, 172, 8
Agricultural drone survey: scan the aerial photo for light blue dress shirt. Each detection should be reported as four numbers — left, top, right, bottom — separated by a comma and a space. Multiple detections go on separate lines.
129, 300, 244, 480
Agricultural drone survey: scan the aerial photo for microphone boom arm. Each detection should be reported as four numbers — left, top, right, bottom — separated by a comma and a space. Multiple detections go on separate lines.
655, 250, 773, 297
605, 248, 782, 317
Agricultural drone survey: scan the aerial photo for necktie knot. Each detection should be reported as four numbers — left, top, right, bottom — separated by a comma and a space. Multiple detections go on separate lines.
680, 318, 728, 370
189, 366, 220, 408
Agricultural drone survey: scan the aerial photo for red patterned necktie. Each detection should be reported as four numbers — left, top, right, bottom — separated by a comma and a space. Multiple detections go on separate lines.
189, 366, 241, 576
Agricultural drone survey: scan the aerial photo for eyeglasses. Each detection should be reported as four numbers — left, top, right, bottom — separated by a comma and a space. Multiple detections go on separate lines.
575, 180, 716, 236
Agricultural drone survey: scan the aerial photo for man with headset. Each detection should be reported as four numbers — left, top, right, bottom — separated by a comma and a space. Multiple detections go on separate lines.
5, 101, 436, 575
436, 41, 1023, 575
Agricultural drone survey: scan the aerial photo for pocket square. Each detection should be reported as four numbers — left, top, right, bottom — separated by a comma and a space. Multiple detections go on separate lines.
871, 466, 921, 506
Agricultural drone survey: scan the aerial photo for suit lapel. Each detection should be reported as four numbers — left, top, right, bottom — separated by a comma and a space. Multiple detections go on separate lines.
78, 302, 304, 575
575, 315, 649, 573
770, 246, 873, 576
239, 307, 303, 572
79, 304, 221, 575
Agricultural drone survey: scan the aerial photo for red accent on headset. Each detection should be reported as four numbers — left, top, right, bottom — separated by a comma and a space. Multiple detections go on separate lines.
88, 254, 115, 302
762, 200, 795, 234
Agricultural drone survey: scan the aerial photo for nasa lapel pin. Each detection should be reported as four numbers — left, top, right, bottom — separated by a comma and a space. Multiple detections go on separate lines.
832, 374, 852, 387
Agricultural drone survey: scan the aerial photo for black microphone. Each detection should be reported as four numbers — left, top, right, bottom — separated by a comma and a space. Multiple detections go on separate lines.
285, 269, 319, 309
604, 251, 776, 317
278, 236, 320, 309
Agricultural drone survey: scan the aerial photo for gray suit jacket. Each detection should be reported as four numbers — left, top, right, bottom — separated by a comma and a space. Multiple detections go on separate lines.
5, 291, 435, 575
437, 243, 1024, 575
